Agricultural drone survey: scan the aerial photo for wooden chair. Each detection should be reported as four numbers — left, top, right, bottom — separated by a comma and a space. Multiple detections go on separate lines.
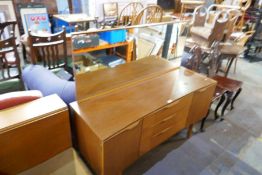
0, 37, 21, 82
0, 21, 17, 40
181, 44, 227, 132
203, 41, 243, 125
132, 5, 163, 25
28, 27, 69, 71
218, 30, 254, 76
190, 10, 229, 48
117, 2, 144, 26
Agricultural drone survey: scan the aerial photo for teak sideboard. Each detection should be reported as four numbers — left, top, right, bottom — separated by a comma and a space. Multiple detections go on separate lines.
70, 57, 217, 175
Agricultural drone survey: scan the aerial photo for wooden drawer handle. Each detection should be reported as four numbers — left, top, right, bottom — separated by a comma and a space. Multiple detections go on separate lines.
124, 121, 140, 131
153, 114, 176, 127
152, 127, 171, 137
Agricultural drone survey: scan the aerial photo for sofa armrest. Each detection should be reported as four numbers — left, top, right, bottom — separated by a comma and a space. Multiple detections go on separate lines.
0, 90, 43, 110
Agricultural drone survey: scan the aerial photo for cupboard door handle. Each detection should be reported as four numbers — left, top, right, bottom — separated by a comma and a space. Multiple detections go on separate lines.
198, 87, 208, 92
124, 121, 140, 131
152, 127, 171, 137
164, 99, 180, 110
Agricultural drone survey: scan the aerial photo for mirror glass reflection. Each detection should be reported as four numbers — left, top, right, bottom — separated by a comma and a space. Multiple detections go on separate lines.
71, 20, 190, 76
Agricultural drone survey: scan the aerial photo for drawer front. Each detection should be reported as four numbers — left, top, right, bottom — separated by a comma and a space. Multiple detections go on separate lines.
143, 94, 193, 127
103, 120, 142, 175
187, 85, 216, 126
140, 95, 192, 155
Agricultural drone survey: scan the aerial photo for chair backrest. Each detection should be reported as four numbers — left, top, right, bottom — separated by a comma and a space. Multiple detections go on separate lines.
0, 37, 20, 81
28, 27, 67, 70
118, 2, 144, 26
0, 21, 17, 40
209, 11, 229, 44
103, 2, 118, 21
192, 6, 207, 26
181, 45, 202, 72
224, 9, 240, 40
132, 5, 163, 25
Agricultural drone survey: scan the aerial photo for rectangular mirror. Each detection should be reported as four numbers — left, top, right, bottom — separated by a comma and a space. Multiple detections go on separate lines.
71, 20, 190, 100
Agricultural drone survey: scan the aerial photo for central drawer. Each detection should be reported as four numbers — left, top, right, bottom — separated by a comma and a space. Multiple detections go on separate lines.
139, 94, 192, 155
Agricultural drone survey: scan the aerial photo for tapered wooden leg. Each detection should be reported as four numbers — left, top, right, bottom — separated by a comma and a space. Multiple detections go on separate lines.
187, 124, 193, 138
214, 93, 226, 120
231, 88, 242, 110
200, 109, 210, 132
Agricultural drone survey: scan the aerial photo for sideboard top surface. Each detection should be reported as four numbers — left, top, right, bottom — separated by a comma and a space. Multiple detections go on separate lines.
75, 57, 178, 100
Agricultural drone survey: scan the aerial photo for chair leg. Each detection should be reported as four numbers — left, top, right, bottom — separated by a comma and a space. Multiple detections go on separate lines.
221, 92, 233, 119
200, 109, 210, 132
230, 88, 242, 110
214, 93, 226, 120
234, 57, 238, 74
224, 56, 235, 77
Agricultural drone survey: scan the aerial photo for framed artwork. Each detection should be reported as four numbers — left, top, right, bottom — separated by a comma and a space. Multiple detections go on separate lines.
20, 6, 47, 34
25, 13, 51, 34
0, 0, 20, 38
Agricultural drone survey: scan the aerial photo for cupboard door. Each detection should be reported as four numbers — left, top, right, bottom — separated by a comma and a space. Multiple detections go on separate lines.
187, 85, 216, 126
103, 120, 142, 175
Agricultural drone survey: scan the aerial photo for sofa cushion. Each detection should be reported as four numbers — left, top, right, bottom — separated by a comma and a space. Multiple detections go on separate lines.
22, 65, 76, 104
0, 90, 43, 110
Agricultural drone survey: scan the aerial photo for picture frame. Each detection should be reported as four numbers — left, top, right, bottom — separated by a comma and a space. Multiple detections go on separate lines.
0, 0, 20, 38
25, 13, 51, 34
19, 6, 48, 34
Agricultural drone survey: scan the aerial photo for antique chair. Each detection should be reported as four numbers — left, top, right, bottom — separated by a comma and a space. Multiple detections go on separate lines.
190, 10, 229, 48
117, 2, 144, 26
204, 42, 243, 123
132, 5, 163, 25
0, 36, 22, 82
103, 2, 119, 27
181, 44, 227, 132
28, 27, 71, 73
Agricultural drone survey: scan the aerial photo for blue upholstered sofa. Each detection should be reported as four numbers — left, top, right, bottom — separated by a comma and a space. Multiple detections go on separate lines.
22, 65, 76, 105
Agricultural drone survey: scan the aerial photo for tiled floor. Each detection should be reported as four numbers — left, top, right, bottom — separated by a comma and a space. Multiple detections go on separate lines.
125, 58, 262, 175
